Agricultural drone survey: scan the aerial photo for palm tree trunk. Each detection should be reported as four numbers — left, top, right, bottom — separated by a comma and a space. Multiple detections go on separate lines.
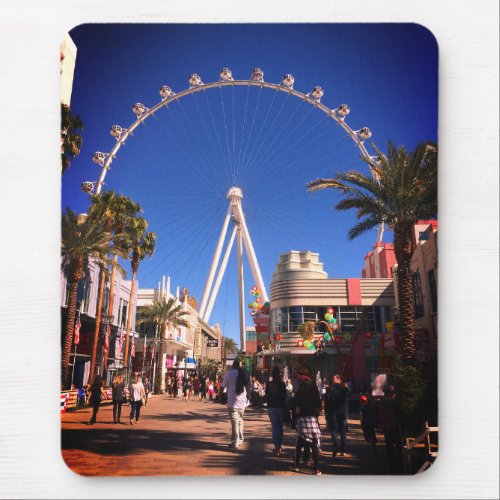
62, 280, 79, 388
123, 270, 137, 372
102, 255, 118, 379
394, 224, 416, 363
155, 323, 166, 394
89, 265, 106, 382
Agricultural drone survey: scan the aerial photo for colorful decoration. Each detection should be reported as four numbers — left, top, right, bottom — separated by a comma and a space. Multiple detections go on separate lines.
297, 339, 303, 347
344, 333, 352, 342
248, 286, 265, 317
334, 336, 342, 343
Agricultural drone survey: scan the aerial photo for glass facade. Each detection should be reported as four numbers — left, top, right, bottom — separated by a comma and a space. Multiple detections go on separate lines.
272, 305, 391, 334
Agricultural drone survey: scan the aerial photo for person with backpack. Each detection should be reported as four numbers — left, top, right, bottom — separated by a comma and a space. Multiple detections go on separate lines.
325, 373, 351, 457
291, 364, 323, 475
220, 359, 249, 449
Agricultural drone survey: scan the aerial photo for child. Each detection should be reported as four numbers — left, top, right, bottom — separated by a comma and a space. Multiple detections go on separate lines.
360, 395, 378, 454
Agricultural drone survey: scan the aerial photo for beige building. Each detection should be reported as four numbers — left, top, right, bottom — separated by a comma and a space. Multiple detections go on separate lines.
60, 34, 77, 105
269, 250, 396, 385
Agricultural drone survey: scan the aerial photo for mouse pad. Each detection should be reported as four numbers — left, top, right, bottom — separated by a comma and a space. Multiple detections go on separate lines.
60, 23, 438, 476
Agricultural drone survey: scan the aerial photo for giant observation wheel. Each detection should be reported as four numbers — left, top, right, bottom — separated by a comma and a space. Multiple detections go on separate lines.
80, 67, 380, 349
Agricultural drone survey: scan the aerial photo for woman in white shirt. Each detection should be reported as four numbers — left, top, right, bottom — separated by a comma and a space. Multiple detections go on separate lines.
129, 374, 146, 425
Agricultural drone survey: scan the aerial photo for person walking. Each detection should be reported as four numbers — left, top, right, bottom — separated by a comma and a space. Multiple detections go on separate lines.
143, 376, 151, 406
221, 359, 249, 449
87, 375, 106, 425
291, 364, 323, 475
166, 375, 172, 398
111, 374, 126, 424
265, 365, 288, 456
129, 374, 146, 425
378, 385, 403, 474
360, 394, 378, 454
193, 377, 201, 400
325, 373, 351, 457
200, 375, 207, 402
207, 379, 215, 403
182, 377, 191, 402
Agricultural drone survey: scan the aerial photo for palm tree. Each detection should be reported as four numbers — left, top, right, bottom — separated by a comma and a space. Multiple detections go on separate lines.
307, 141, 437, 363
61, 103, 83, 175
61, 208, 116, 388
223, 337, 238, 354
87, 191, 141, 379
137, 296, 190, 393
123, 216, 157, 373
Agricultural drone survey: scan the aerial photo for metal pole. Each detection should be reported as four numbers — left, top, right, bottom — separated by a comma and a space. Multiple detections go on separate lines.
141, 337, 147, 376
71, 343, 77, 387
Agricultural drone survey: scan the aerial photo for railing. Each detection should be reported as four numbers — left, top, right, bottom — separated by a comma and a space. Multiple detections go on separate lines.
403, 421, 438, 473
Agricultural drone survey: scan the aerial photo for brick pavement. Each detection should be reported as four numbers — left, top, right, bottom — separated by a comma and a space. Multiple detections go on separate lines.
61, 395, 390, 476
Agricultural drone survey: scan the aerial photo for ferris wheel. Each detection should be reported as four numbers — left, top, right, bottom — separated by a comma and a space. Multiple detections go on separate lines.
80, 67, 381, 349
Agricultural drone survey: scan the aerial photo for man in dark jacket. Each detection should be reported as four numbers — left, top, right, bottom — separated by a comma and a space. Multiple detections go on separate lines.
378, 385, 403, 474
324, 374, 351, 457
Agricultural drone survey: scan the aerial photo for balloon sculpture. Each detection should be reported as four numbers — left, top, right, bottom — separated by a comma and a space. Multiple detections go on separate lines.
297, 306, 341, 350
248, 285, 264, 317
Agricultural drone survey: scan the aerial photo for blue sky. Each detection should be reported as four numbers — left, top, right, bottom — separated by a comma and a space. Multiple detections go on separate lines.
63, 23, 438, 344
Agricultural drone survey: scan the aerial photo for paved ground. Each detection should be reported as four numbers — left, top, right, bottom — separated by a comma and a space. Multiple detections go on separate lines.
61, 395, 390, 476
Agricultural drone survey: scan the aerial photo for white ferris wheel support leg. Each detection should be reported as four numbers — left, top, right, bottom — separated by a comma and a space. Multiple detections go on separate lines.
234, 204, 269, 302
199, 204, 233, 318
203, 226, 237, 323
236, 226, 246, 353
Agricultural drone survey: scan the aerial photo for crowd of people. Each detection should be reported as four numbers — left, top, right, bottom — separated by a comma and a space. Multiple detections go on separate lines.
77, 362, 403, 475
165, 374, 224, 403
85, 373, 150, 426
219, 360, 403, 475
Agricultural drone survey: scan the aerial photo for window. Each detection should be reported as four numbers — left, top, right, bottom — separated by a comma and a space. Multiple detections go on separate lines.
288, 306, 303, 332
413, 271, 425, 318
118, 298, 129, 327
338, 306, 357, 332
427, 269, 437, 313
82, 279, 92, 314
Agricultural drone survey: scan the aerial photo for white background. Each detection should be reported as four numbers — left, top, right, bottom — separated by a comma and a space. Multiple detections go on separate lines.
0, 0, 498, 498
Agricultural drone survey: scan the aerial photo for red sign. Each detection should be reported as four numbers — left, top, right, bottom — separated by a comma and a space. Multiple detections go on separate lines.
253, 314, 270, 334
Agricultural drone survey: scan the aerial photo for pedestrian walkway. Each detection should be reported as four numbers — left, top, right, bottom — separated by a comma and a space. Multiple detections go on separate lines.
61, 395, 390, 476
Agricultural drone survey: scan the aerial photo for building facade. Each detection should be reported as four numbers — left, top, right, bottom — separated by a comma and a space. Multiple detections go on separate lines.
362, 221, 438, 364
60, 34, 77, 105
135, 282, 221, 391
391, 221, 438, 362
269, 251, 396, 389
61, 258, 139, 387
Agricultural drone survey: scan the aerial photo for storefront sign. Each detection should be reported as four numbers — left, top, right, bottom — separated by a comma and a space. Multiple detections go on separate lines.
207, 339, 218, 348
